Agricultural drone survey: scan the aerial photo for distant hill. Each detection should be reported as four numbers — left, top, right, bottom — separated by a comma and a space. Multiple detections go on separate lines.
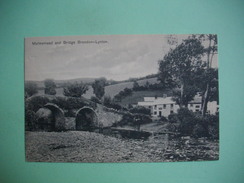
25, 78, 97, 89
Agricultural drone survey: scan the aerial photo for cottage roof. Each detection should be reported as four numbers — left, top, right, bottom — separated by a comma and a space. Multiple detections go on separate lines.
139, 95, 202, 106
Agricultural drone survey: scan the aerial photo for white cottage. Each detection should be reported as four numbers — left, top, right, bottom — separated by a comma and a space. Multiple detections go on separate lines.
138, 95, 218, 118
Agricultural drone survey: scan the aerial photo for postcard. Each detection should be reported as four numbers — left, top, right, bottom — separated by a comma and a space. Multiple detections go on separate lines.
25, 34, 219, 162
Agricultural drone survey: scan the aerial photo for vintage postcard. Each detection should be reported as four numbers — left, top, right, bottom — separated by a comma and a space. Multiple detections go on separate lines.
25, 34, 219, 163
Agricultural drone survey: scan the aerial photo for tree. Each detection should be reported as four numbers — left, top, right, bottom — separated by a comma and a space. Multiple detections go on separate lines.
145, 81, 150, 90
92, 78, 106, 99
44, 79, 56, 95
158, 37, 204, 107
63, 82, 88, 97
133, 81, 140, 91
25, 82, 38, 97
198, 34, 218, 116
113, 87, 132, 102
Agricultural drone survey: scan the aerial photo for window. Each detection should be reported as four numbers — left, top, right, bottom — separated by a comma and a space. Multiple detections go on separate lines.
195, 105, 200, 108
196, 109, 200, 112
158, 107, 162, 110
170, 110, 174, 114
171, 104, 174, 108
163, 104, 166, 109
154, 111, 157, 115
148, 106, 151, 109
190, 104, 193, 107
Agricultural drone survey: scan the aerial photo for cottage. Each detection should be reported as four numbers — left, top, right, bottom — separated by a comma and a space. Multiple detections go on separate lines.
138, 95, 218, 118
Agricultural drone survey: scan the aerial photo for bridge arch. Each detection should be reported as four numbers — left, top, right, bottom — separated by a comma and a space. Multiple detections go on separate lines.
35, 103, 65, 131
75, 107, 99, 131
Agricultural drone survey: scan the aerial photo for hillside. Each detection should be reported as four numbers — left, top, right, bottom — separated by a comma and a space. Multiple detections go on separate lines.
105, 77, 159, 98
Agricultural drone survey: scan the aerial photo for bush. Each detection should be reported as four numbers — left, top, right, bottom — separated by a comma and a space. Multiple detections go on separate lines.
129, 106, 150, 115
134, 114, 152, 125
63, 82, 88, 97
165, 123, 178, 132
51, 96, 67, 109
177, 108, 197, 136
113, 87, 133, 101
116, 113, 134, 126
192, 123, 208, 138
25, 110, 37, 131
103, 96, 124, 111
103, 96, 112, 106
25, 82, 38, 97
92, 78, 106, 99
44, 79, 56, 95
26, 96, 49, 112
206, 114, 219, 139
168, 113, 178, 123
160, 116, 168, 122
90, 96, 101, 104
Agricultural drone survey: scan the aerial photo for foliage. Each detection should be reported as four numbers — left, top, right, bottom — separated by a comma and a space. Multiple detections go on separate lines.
168, 113, 179, 123
116, 113, 152, 128
206, 114, 219, 139
133, 114, 152, 130
44, 79, 56, 95
158, 37, 204, 107
129, 106, 151, 115
192, 123, 208, 138
172, 84, 199, 107
159, 116, 168, 122
114, 87, 133, 102
25, 95, 90, 114
26, 96, 50, 112
168, 107, 219, 139
92, 78, 106, 99
90, 96, 102, 104
177, 108, 197, 136
25, 109, 37, 130
116, 113, 134, 126
103, 96, 112, 106
63, 82, 88, 97
25, 82, 38, 97
103, 96, 124, 111
64, 109, 76, 117
133, 81, 140, 91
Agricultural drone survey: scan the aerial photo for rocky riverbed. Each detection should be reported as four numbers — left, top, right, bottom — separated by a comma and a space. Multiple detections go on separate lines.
25, 131, 218, 163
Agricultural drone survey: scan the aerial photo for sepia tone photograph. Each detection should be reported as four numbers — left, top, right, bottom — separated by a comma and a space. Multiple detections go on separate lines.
25, 34, 219, 163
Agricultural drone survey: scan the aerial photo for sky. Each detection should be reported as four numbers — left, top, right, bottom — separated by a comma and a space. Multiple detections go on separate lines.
25, 34, 218, 81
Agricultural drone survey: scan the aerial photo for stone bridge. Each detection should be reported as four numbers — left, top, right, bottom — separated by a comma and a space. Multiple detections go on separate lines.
33, 102, 123, 131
